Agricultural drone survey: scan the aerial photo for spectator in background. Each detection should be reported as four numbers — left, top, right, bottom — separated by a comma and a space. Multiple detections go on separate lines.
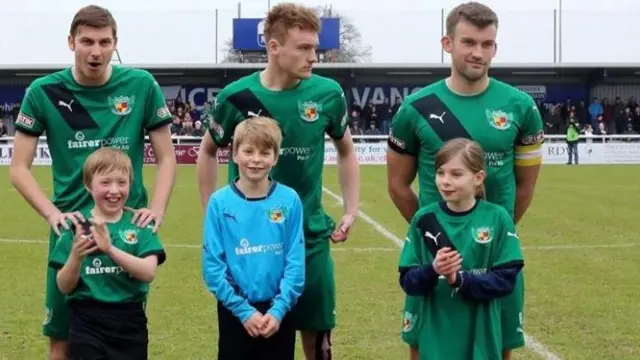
561, 98, 572, 120
565, 117, 580, 165
633, 107, 640, 130
598, 121, 607, 142
576, 100, 587, 125
174, 96, 185, 111
349, 110, 362, 129
188, 121, 206, 137
362, 100, 378, 129
581, 124, 594, 155
350, 120, 364, 143
0, 119, 6, 137
170, 115, 182, 135
189, 101, 200, 120
182, 113, 194, 131
543, 105, 562, 134
595, 115, 605, 134
589, 97, 603, 129
351, 101, 362, 116
378, 98, 391, 135
615, 108, 631, 134
176, 106, 185, 121
613, 97, 625, 123
602, 98, 616, 134
623, 123, 637, 137
364, 121, 380, 143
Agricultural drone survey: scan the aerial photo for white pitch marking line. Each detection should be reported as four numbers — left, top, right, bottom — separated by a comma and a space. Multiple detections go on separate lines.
321, 186, 564, 360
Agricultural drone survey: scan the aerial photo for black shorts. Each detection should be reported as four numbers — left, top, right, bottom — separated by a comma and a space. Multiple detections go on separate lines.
67, 299, 148, 360
217, 300, 296, 360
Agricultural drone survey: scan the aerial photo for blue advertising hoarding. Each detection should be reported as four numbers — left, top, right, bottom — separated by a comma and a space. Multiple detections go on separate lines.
347, 84, 589, 108
232, 17, 340, 52
0, 83, 588, 113
161, 85, 223, 108
0, 85, 26, 113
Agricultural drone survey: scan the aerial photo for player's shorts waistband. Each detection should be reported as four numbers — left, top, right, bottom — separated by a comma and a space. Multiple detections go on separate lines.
68, 299, 145, 311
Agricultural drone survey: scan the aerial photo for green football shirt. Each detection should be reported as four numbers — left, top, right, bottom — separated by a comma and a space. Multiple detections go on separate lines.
388, 78, 544, 216
14, 65, 173, 213
398, 200, 524, 360
208, 71, 348, 240
48, 210, 167, 303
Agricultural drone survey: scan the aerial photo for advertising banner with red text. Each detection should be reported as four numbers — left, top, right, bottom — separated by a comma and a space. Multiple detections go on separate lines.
142, 144, 230, 165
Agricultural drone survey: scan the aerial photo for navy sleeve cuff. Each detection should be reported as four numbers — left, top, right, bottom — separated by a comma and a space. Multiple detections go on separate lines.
455, 264, 523, 303
399, 264, 439, 297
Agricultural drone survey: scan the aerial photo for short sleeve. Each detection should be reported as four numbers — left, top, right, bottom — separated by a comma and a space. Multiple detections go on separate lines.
143, 73, 173, 131
15, 85, 46, 136
208, 89, 243, 147
48, 231, 73, 270
137, 228, 167, 266
324, 87, 349, 140
493, 209, 524, 268
514, 94, 544, 167
388, 104, 419, 156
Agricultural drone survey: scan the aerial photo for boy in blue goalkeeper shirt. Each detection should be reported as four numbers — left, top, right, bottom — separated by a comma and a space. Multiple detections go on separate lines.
202, 116, 305, 360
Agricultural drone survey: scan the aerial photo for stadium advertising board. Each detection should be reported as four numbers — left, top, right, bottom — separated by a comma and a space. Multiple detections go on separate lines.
348, 84, 587, 108
161, 85, 222, 108
4, 141, 640, 166
232, 18, 340, 52
142, 144, 230, 165
0, 83, 587, 111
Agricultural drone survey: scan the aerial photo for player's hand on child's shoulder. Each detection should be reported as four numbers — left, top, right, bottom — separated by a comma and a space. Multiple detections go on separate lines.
125, 206, 163, 233
47, 210, 86, 236
259, 314, 280, 338
243, 312, 265, 338
432, 247, 462, 277
88, 218, 111, 253
70, 223, 98, 261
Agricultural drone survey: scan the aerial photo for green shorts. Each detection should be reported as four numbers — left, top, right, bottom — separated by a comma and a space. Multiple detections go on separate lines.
502, 270, 525, 350
42, 230, 69, 340
290, 237, 336, 331
400, 271, 526, 351
400, 295, 422, 347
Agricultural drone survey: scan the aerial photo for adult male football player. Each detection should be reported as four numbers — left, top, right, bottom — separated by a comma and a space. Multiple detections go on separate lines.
9, 5, 176, 360
196, 3, 360, 360
386, 2, 544, 360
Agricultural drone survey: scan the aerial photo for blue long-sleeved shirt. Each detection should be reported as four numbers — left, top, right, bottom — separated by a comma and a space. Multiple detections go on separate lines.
202, 180, 305, 323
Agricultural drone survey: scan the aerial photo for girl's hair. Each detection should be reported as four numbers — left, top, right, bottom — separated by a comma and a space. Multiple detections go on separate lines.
435, 138, 486, 199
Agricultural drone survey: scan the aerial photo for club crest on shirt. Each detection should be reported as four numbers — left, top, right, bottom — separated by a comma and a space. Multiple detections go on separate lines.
298, 101, 321, 122
471, 226, 494, 245
485, 109, 513, 130
402, 311, 416, 332
110, 95, 135, 116
267, 208, 286, 223
120, 229, 138, 245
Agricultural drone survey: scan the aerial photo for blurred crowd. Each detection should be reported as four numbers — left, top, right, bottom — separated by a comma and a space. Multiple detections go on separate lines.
538, 96, 640, 136
2, 94, 640, 141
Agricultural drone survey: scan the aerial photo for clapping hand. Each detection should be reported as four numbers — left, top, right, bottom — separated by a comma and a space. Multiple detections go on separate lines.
89, 218, 112, 253
432, 247, 462, 283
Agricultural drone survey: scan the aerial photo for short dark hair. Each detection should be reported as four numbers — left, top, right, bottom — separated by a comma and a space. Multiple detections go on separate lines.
70, 5, 118, 38
446, 2, 498, 36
